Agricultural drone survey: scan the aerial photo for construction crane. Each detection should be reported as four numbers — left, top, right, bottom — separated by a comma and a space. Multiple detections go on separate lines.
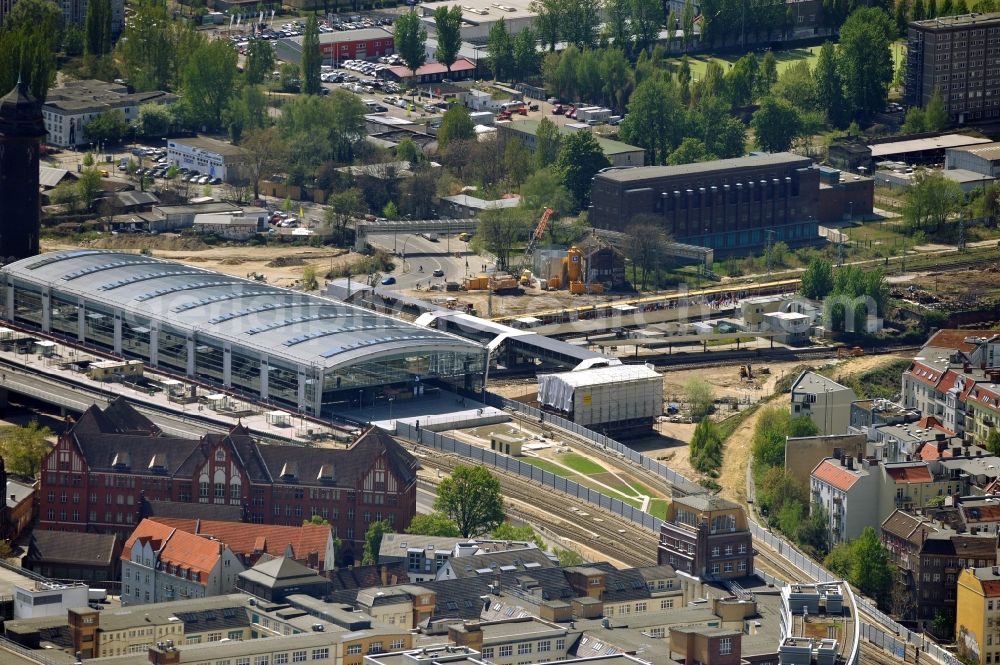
515, 207, 554, 272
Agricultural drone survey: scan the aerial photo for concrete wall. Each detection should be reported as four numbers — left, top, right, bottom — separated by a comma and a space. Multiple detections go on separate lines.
785, 434, 866, 488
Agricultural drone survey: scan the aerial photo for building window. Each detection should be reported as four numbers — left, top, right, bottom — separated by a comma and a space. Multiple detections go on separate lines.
347, 645, 362, 655
538, 641, 550, 653
482, 648, 495, 659
292, 652, 306, 664
500, 646, 513, 657
312, 648, 329, 660
555, 640, 565, 651
720, 638, 732, 655
200, 481, 209, 498
254, 657, 269, 665
275, 655, 288, 665
517, 643, 531, 655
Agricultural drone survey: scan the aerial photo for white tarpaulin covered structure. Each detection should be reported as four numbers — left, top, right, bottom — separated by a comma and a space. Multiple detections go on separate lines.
537, 363, 663, 430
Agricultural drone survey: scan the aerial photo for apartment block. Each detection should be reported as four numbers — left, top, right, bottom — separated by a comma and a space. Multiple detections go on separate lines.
956, 566, 1000, 665
789, 371, 857, 435
905, 12, 1000, 124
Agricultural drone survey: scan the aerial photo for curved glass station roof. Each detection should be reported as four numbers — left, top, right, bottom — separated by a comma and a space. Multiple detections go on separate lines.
3, 250, 483, 369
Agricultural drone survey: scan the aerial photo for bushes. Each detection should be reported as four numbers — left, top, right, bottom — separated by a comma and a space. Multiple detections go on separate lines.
689, 419, 723, 474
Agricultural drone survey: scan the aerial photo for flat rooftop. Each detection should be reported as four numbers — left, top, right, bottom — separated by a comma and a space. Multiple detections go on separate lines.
911, 11, 1000, 28
870, 134, 992, 158
948, 141, 1000, 161
168, 136, 248, 159
594, 152, 812, 183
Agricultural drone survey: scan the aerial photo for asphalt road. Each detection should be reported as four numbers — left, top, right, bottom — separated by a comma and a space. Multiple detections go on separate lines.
366, 232, 479, 289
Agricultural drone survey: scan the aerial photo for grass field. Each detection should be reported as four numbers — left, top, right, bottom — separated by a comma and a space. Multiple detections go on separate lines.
647, 499, 670, 520
667, 40, 905, 82
521, 453, 662, 513
559, 453, 608, 475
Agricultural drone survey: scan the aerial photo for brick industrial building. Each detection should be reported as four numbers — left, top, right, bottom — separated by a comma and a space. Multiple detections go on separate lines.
37, 400, 417, 562
588, 153, 873, 255
657, 494, 754, 580
275, 28, 395, 66
905, 12, 1000, 124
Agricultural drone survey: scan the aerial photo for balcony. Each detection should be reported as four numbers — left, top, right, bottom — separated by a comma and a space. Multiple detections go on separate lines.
895, 496, 912, 506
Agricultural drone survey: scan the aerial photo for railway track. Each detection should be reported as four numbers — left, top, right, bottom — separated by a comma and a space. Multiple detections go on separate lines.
413, 448, 657, 568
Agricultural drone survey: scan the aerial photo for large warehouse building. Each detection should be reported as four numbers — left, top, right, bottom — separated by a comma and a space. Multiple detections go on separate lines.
0, 251, 486, 415
588, 152, 873, 255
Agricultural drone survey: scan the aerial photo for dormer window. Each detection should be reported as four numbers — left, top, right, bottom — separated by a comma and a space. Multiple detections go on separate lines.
112, 452, 130, 470
317, 464, 334, 482
215, 449, 225, 462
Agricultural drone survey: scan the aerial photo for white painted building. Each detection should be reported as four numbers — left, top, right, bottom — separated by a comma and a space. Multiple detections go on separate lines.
13, 582, 89, 619
192, 209, 268, 240
121, 518, 244, 606
166, 136, 250, 184
790, 371, 857, 435
42, 80, 176, 148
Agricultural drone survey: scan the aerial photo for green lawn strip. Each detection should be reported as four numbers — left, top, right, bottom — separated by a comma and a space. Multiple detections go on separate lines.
647, 499, 670, 520
557, 452, 608, 475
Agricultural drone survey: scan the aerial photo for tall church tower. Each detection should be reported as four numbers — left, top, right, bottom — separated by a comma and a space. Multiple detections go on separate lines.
0, 77, 47, 263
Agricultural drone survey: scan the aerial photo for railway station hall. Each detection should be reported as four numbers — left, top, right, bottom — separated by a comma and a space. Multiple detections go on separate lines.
0, 250, 486, 416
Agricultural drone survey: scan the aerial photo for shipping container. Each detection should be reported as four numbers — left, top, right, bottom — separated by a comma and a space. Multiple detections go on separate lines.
537, 363, 663, 435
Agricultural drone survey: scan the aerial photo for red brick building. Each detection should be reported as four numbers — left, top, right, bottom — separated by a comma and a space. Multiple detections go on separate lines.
276, 28, 395, 66
38, 399, 417, 563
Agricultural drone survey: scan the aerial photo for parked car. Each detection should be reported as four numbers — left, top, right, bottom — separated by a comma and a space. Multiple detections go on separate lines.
380, 276, 396, 285
432, 268, 445, 277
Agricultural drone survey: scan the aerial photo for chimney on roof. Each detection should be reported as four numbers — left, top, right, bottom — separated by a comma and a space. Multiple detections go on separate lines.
840, 455, 846, 467
847, 457, 854, 470
953, 447, 963, 457
964, 363, 972, 374
833, 448, 843, 460
307, 551, 319, 570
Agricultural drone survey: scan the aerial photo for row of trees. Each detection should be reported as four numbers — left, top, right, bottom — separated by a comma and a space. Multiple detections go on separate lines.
800, 258, 889, 332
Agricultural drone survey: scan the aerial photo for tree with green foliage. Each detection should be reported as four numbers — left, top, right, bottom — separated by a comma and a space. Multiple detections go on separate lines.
555, 548, 584, 565
476, 207, 531, 272
182, 39, 238, 130
0, 21, 58, 102
0, 421, 53, 477
756, 50, 779, 98
560, 0, 600, 48
773, 60, 817, 112
277, 90, 366, 167
757, 466, 807, 519
519, 167, 575, 218
912, 0, 926, 18
134, 103, 173, 139
224, 84, 268, 143
895, 0, 910, 33
502, 138, 535, 187
797, 506, 830, 557
752, 406, 819, 474
84, 0, 112, 56
492, 522, 546, 548
852, 526, 894, 607
77, 167, 104, 212
556, 130, 609, 208
303, 514, 330, 526
324, 186, 365, 240
115, 0, 204, 92
681, 0, 694, 49
902, 170, 964, 234
801, 257, 834, 299
395, 11, 427, 79
620, 76, 687, 165
362, 519, 393, 566
630, 0, 661, 55
433, 5, 464, 72
512, 27, 541, 79
814, 42, 848, 127
301, 14, 322, 95
437, 105, 474, 147
244, 39, 275, 86
530, 0, 562, 51
689, 419, 723, 473
63, 24, 84, 56
825, 264, 891, 332
726, 53, 759, 107
667, 138, 714, 165
986, 430, 1000, 456
838, 7, 895, 119
434, 465, 506, 538
684, 377, 715, 421
396, 137, 421, 164
487, 17, 515, 80
824, 541, 854, 578
534, 116, 561, 168
406, 512, 462, 537
751, 97, 803, 152
924, 88, 949, 131
84, 109, 127, 145
901, 105, 927, 134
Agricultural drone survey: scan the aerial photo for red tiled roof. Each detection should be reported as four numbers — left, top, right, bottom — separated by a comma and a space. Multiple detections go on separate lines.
917, 443, 952, 461
885, 465, 933, 484
150, 518, 331, 569
388, 58, 475, 78
963, 503, 1000, 523
122, 519, 223, 583
812, 459, 861, 491
908, 361, 946, 388
926, 329, 1000, 353
982, 580, 1000, 597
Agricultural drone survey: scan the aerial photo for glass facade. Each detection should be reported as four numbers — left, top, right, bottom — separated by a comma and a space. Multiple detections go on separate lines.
157, 327, 188, 374
50, 296, 79, 339
83, 307, 115, 350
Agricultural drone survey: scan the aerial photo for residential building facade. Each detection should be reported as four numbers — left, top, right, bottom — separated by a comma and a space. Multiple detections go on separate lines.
905, 12, 1000, 123
38, 400, 418, 561
789, 371, 857, 435
956, 566, 1000, 665
881, 510, 997, 627
657, 494, 754, 580
121, 519, 245, 605
42, 80, 176, 148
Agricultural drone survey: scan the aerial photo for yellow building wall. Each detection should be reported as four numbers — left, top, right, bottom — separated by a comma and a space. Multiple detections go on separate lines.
956, 570, 987, 665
